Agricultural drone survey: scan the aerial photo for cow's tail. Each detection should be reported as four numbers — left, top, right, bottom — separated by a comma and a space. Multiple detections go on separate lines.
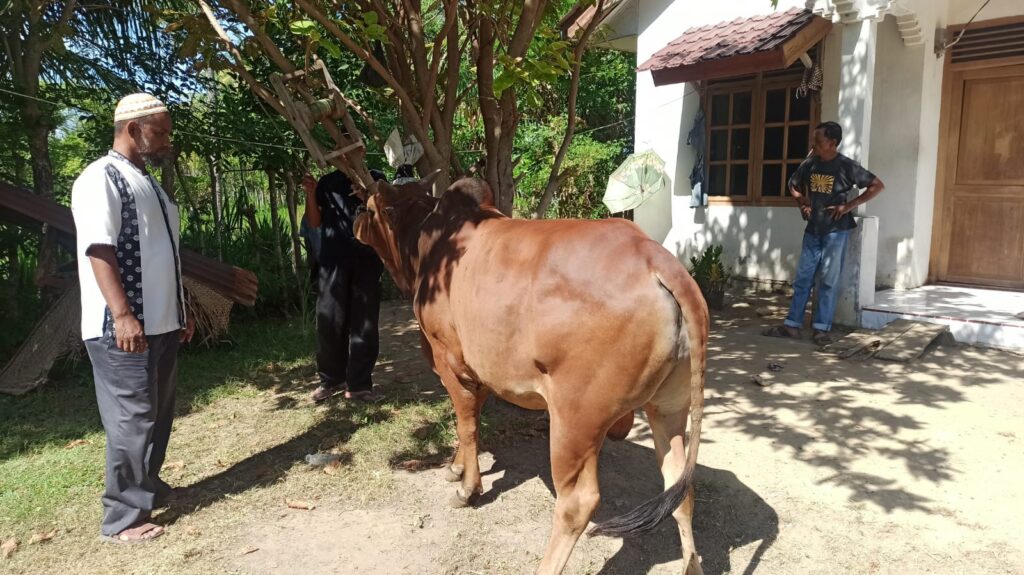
588, 256, 708, 538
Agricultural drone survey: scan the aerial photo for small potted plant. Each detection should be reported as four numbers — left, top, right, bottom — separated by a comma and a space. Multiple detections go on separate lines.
688, 245, 731, 310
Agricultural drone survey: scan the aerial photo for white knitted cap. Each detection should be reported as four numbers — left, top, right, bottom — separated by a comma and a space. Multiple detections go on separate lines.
114, 93, 168, 122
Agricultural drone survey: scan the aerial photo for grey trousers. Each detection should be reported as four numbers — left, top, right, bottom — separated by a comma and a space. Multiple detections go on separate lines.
84, 331, 180, 536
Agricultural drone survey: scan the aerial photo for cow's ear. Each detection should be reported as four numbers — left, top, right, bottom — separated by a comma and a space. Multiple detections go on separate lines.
418, 169, 443, 194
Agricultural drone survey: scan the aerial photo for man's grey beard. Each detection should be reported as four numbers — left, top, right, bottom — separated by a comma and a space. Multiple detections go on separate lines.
141, 147, 174, 168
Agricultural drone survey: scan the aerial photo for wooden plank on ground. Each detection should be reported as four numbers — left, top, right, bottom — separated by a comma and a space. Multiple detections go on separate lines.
821, 330, 881, 358
874, 322, 949, 362
822, 319, 916, 359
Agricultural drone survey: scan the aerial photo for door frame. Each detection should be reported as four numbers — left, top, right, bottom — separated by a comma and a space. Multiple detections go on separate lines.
929, 15, 1024, 287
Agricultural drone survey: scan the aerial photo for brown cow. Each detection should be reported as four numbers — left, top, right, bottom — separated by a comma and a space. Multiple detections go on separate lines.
354, 175, 708, 575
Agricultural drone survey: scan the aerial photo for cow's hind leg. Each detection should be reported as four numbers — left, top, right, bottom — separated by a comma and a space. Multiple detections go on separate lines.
536, 416, 604, 575
644, 397, 703, 575
445, 388, 489, 483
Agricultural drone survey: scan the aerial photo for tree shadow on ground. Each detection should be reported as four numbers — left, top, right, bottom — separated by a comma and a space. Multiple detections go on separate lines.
700, 300, 1024, 515
396, 399, 778, 575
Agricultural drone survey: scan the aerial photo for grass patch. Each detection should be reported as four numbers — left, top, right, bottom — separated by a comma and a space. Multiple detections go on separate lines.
0, 305, 502, 573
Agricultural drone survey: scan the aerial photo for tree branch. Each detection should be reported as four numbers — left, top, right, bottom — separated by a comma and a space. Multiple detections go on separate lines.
533, 0, 608, 219
292, 0, 431, 150
196, 0, 287, 117
507, 0, 548, 58
223, 0, 295, 73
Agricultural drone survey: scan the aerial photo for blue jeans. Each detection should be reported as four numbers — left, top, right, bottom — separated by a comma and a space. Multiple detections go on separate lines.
784, 231, 850, 332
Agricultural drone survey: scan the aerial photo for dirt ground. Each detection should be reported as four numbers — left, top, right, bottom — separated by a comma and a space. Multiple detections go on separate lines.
6, 293, 1024, 574
232, 294, 1024, 575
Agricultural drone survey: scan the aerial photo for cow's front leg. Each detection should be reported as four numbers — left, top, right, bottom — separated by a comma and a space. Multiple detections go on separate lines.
445, 388, 489, 484
435, 362, 486, 507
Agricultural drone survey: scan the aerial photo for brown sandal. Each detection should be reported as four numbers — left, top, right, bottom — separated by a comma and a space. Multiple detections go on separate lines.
813, 331, 836, 346
763, 325, 801, 339
345, 389, 384, 404
312, 385, 344, 403
100, 522, 164, 545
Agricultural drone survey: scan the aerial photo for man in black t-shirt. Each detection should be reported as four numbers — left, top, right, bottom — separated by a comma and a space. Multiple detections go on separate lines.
303, 169, 386, 403
764, 121, 885, 345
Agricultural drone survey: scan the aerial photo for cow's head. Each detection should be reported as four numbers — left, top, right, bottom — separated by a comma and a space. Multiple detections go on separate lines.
354, 170, 441, 295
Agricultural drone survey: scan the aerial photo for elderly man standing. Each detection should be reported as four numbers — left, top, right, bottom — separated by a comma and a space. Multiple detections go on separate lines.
71, 93, 194, 543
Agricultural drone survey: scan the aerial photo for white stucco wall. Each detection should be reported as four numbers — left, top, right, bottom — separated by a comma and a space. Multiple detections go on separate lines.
633, 0, 812, 281
863, 13, 930, 289
948, 0, 1021, 23
632, 0, 1020, 290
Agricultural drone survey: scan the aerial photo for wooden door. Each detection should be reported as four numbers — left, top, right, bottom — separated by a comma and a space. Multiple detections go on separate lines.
934, 63, 1024, 288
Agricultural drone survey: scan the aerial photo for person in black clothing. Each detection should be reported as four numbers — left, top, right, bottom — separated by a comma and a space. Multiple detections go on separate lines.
763, 121, 885, 346
302, 170, 385, 403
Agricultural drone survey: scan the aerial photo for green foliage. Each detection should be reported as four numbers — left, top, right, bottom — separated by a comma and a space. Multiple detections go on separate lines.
0, 0, 638, 364
688, 245, 733, 293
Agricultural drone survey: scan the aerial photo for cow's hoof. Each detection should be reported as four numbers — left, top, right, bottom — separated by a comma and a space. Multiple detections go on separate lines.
449, 487, 474, 508
444, 465, 464, 483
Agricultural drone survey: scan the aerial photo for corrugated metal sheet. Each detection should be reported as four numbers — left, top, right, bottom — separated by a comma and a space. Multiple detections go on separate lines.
0, 180, 258, 306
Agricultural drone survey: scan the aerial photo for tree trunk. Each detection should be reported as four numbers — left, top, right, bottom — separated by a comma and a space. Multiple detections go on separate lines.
267, 169, 289, 309
160, 156, 176, 201
282, 170, 302, 278
207, 154, 224, 260
238, 179, 260, 265
175, 159, 204, 252
4, 229, 20, 322
22, 100, 54, 199
23, 102, 60, 299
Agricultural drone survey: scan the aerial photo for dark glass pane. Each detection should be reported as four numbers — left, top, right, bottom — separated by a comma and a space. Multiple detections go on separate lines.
711, 94, 730, 126
790, 90, 811, 121
762, 164, 783, 197
788, 125, 809, 159
732, 91, 752, 124
765, 89, 786, 123
786, 162, 802, 193
710, 129, 728, 161
763, 126, 784, 160
730, 165, 749, 196
709, 165, 727, 196
732, 128, 750, 160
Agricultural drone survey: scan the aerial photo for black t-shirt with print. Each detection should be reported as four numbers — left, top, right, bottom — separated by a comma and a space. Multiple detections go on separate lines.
788, 153, 876, 236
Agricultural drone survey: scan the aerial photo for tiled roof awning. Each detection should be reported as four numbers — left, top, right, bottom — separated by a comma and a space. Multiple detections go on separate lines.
638, 7, 832, 86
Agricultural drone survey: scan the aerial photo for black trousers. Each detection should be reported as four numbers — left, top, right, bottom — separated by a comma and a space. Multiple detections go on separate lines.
84, 331, 179, 536
316, 257, 383, 392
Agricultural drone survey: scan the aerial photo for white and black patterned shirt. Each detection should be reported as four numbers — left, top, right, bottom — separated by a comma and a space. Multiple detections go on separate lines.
72, 150, 184, 340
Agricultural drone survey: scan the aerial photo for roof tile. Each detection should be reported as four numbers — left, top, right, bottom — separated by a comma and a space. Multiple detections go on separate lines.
638, 7, 815, 72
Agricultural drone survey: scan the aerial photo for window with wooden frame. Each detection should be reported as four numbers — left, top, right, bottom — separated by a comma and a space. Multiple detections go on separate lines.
704, 58, 820, 205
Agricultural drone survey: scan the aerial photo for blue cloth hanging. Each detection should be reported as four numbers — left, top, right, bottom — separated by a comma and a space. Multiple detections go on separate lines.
687, 106, 707, 208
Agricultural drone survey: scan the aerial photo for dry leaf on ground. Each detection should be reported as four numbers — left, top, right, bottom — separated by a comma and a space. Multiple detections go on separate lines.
239, 546, 259, 555
28, 528, 57, 545
285, 499, 315, 510
164, 460, 185, 472
323, 461, 341, 476
1, 538, 17, 559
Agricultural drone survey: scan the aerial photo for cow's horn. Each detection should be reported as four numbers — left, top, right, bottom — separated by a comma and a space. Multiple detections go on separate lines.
420, 168, 443, 190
